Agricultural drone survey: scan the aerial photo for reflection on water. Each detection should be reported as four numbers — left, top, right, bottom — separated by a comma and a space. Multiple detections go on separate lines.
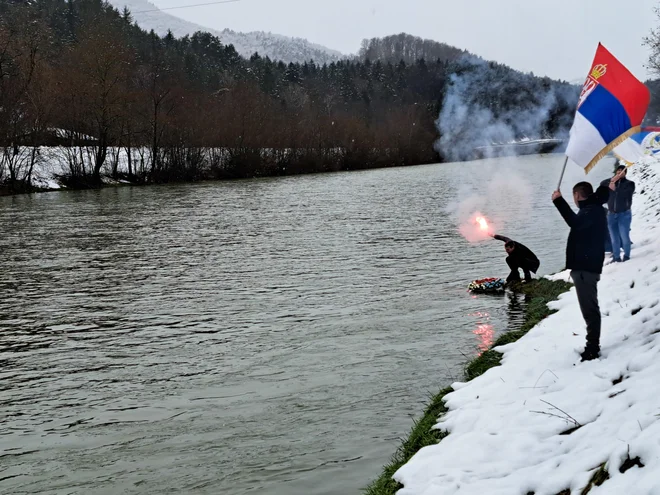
468, 309, 495, 353
506, 289, 532, 330
469, 289, 533, 353
468, 311, 492, 319
473, 324, 495, 352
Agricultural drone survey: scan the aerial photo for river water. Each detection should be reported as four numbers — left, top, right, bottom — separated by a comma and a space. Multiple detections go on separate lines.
0, 155, 611, 494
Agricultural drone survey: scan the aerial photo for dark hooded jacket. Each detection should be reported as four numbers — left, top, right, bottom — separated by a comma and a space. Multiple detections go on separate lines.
599, 176, 635, 213
553, 185, 609, 274
493, 235, 540, 273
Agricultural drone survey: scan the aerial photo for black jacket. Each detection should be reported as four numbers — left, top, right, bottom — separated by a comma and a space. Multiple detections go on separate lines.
553, 186, 609, 274
493, 235, 540, 273
599, 176, 635, 213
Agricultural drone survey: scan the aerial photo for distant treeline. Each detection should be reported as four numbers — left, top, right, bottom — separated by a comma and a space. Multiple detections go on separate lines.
1, 0, 582, 191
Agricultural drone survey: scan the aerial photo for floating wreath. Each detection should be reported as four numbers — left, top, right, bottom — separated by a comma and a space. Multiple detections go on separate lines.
468, 277, 506, 294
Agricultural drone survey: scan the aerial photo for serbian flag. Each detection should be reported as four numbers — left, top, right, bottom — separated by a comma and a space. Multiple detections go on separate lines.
614, 126, 660, 165
566, 43, 650, 173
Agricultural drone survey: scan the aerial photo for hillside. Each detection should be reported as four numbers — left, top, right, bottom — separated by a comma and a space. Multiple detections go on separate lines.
109, 0, 343, 64
359, 33, 468, 65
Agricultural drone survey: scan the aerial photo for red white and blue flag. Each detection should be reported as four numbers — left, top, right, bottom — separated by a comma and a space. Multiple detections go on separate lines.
566, 43, 650, 173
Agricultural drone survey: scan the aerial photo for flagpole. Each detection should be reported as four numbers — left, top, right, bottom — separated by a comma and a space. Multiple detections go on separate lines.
557, 156, 569, 190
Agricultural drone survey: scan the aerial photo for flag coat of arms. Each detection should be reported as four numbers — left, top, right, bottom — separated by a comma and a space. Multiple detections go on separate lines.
566, 43, 650, 173
614, 127, 660, 164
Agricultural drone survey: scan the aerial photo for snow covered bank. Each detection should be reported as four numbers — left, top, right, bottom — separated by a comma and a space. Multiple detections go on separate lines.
394, 160, 660, 494
3, 145, 428, 195
1, 146, 144, 192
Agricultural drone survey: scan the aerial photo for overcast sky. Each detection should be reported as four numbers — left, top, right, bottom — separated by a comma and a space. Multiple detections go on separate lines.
151, 0, 658, 82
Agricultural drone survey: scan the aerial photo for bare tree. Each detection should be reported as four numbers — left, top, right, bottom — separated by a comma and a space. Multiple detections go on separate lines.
134, 36, 180, 180
645, 7, 660, 77
57, 23, 134, 184
0, 14, 50, 189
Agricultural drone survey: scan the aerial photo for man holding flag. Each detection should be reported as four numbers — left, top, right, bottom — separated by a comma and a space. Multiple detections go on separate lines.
553, 43, 650, 361
552, 184, 609, 361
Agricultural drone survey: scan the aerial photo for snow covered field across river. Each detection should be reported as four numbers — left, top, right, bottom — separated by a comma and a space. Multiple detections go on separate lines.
395, 160, 660, 494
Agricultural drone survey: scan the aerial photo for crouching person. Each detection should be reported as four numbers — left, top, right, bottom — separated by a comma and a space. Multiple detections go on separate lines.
491, 234, 540, 284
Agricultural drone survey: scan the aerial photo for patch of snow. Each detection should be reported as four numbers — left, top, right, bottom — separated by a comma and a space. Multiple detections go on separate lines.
31, 174, 61, 190
46, 128, 96, 141
545, 269, 571, 283
395, 160, 660, 494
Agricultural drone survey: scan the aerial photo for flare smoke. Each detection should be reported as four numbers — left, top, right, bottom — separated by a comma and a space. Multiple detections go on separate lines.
436, 56, 579, 162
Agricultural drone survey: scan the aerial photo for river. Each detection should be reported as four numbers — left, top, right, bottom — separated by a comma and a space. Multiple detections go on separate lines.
0, 155, 612, 494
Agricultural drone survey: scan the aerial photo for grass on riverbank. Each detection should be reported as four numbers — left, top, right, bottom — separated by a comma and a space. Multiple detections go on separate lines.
364, 278, 573, 495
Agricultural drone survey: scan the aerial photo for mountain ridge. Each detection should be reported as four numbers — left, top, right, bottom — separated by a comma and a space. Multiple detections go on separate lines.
110, 0, 343, 64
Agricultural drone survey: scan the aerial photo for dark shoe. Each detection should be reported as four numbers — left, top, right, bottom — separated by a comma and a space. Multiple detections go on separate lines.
580, 346, 600, 362
623, 256, 630, 262
611, 257, 621, 263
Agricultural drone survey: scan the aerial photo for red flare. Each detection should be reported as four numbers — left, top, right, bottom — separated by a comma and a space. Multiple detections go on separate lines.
475, 216, 489, 231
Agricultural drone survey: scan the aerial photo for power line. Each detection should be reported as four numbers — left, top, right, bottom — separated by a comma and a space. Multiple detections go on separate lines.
133, 0, 242, 14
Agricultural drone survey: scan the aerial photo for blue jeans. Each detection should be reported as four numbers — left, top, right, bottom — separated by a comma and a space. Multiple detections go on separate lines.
604, 232, 612, 253
607, 210, 632, 259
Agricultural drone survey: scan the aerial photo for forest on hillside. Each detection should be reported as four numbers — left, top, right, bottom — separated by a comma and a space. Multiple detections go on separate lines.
0, 0, 581, 191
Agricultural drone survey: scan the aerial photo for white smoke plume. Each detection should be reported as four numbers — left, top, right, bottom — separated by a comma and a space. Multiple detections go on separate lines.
436, 56, 579, 162
448, 164, 534, 243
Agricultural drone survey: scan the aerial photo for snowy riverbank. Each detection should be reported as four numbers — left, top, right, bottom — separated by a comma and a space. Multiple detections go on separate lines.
2, 144, 567, 196
1, 145, 419, 194
393, 160, 660, 494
